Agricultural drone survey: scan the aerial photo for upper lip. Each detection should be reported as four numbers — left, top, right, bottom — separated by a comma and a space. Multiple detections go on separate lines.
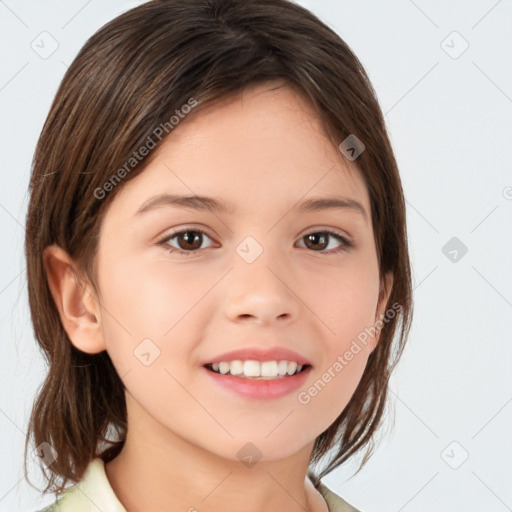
203, 347, 312, 366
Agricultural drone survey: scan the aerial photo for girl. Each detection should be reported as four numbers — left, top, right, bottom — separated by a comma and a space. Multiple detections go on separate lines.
25, 1, 413, 511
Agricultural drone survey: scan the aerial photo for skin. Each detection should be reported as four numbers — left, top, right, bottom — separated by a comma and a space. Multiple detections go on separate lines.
44, 81, 392, 512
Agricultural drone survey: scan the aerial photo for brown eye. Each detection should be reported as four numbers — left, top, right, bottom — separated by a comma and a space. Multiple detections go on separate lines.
158, 228, 215, 256
174, 231, 204, 251
298, 230, 353, 254
303, 232, 329, 251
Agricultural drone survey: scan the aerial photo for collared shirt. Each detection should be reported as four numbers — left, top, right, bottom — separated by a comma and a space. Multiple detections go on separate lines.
36, 458, 361, 512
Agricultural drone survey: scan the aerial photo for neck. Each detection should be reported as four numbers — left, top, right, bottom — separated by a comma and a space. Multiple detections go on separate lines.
104, 398, 327, 512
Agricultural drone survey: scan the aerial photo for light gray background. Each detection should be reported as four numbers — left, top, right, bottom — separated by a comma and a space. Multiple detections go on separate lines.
1, 1, 511, 511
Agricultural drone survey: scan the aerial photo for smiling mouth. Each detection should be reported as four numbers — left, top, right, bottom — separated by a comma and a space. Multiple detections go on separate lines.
204, 362, 311, 380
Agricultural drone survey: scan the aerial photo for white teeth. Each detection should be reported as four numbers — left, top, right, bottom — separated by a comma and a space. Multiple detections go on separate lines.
261, 361, 279, 377
287, 361, 297, 375
229, 360, 243, 375
208, 360, 306, 378
243, 360, 261, 377
278, 360, 288, 376
219, 362, 230, 374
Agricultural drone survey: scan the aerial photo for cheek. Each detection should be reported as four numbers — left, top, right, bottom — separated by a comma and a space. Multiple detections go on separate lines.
96, 256, 205, 408
98, 253, 206, 336
96, 253, 219, 382
298, 259, 379, 421
309, 257, 380, 343
298, 348, 369, 440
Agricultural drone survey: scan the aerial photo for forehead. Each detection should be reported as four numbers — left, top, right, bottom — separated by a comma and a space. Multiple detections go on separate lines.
105, 82, 370, 222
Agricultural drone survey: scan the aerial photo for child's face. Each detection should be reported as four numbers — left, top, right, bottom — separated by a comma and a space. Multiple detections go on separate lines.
91, 82, 392, 462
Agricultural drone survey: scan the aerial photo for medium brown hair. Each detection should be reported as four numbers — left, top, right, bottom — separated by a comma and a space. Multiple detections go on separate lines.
24, 0, 413, 496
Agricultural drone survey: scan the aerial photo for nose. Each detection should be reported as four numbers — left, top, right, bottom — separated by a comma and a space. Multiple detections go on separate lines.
222, 247, 301, 326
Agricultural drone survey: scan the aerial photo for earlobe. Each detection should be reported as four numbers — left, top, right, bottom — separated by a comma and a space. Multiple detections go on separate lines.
369, 271, 394, 353
378, 272, 394, 315
43, 244, 106, 354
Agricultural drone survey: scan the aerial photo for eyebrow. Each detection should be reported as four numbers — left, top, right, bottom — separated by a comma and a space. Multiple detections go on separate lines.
135, 193, 368, 221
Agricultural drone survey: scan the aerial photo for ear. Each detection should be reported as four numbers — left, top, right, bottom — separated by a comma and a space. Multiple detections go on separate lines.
368, 271, 394, 353
42, 244, 106, 354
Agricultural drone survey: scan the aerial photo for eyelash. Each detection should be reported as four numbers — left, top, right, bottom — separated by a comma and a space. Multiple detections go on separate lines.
156, 227, 353, 257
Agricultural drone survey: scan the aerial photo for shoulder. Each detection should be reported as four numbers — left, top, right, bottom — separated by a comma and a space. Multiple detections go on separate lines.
32, 506, 58, 512
316, 480, 362, 512
308, 470, 362, 512
32, 458, 127, 512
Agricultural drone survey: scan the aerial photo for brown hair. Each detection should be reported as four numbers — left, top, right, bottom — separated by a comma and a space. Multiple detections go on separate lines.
24, 0, 413, 496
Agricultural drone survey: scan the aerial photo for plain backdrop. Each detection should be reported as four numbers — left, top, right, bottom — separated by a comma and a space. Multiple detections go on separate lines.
1, 1, 511, 511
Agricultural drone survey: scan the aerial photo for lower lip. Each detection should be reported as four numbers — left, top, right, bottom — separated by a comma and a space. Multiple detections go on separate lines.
202, 366, 312, 400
